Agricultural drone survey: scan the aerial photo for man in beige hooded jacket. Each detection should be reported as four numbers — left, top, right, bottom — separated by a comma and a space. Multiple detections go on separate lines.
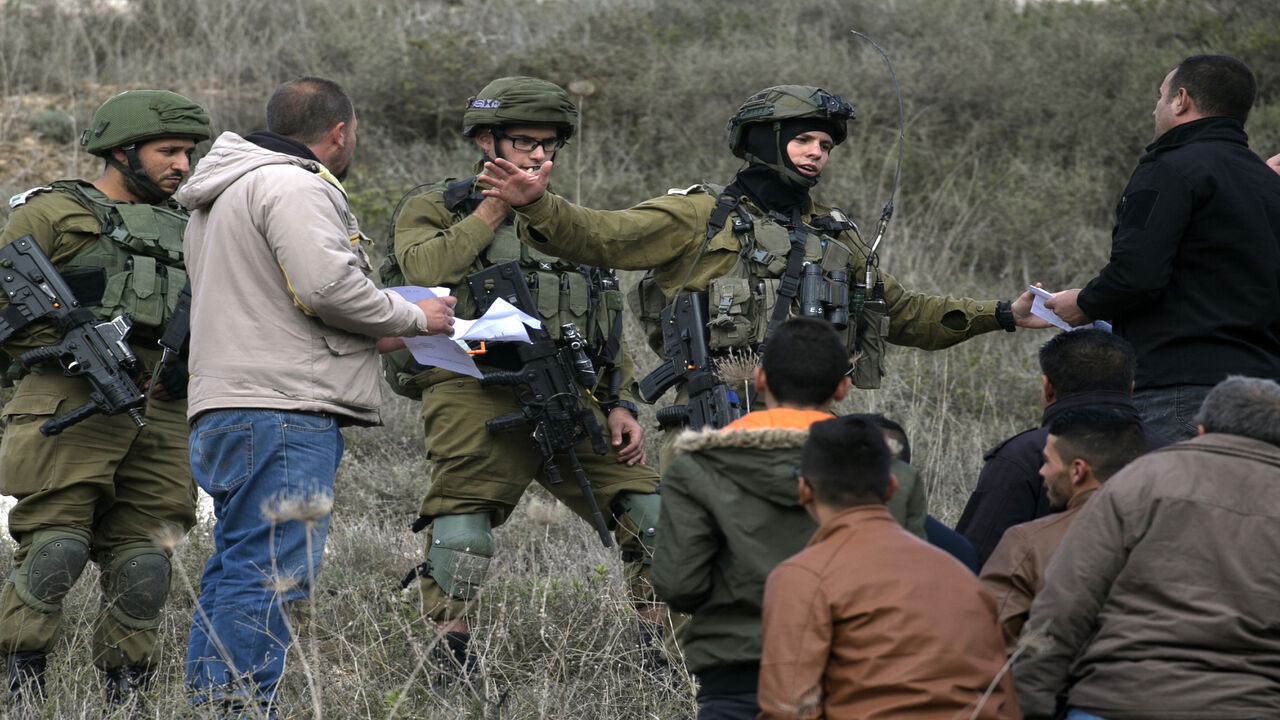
177, 76, 453, 718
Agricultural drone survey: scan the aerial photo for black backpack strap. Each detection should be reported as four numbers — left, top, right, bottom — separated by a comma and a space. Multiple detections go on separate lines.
761, 209, 807, 349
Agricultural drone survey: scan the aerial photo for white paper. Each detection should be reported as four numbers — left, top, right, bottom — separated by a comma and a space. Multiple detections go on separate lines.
1029, 285, 1112, 333
389, 287, 541, 378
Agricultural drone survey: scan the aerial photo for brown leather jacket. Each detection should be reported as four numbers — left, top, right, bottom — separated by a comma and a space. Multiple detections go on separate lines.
1014, 434, 1280, 719
979, 488, 1098, 654
759, 505, 1022, 720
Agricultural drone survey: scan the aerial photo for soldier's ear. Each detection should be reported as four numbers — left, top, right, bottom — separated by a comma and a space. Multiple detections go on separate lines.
475, 130, 496, 157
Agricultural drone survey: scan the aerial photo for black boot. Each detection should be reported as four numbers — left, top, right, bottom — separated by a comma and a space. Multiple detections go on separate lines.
5, 651, 47, 704
103, 664, 152, 714
429, 631, 477, 695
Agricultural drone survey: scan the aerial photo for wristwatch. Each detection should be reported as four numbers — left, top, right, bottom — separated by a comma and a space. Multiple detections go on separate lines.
995, 300, 1016, 332
603, 400, 640, 419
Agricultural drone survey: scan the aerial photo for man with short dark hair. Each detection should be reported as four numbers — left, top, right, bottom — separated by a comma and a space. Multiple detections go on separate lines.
1046, 55, 1280, 441
758, 415, 1020, 720
956, 329, 1168, 565
652, 317, 850, 719
1015, 376, 1280, 719
178, 77, 455, 718
980, 407, 1144, 653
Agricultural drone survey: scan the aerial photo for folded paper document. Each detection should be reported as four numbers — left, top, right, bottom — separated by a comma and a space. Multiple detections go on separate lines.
390, 286, 539, 378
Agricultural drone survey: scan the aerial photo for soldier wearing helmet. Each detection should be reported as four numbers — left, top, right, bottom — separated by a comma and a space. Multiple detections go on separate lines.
477, 83, 1046, 718
0, 89, 210, 709
383, 76, 662, 684
478, 84, 1045, 447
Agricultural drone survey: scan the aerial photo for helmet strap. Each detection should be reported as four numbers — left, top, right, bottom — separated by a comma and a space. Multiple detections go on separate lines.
106, 145, 170, 203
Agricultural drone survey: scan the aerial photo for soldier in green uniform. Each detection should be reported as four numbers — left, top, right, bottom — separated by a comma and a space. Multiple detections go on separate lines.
384, 77, 662, 677
478, 85, 1046, 453
0, 90, 210, 708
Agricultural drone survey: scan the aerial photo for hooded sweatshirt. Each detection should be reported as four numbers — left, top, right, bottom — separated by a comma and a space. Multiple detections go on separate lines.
651, 409, 827, 676
178, 131, 428, 425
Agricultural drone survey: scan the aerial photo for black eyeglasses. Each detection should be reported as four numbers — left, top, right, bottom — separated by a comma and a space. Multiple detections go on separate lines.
495, 131, 566, 154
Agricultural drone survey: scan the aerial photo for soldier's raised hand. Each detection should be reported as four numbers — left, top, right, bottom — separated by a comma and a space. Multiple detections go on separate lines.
479, 157, 552, 208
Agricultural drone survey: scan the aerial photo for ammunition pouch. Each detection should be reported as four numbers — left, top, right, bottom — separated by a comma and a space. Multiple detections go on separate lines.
851, 299, 888, 389
705, 276, 759, 351
629, 271, 668, 355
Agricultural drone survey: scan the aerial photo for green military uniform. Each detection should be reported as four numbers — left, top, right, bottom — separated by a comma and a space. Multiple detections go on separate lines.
0, 184, 196, 669
393, 169, 661, 622
513, 187, 1005, 459
506, 86, 1009, 449
514, 188, 1004, 357
0, 90, 208, 702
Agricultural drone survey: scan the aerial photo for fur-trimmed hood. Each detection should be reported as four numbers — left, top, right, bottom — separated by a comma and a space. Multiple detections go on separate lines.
666, 425, 810, 508
673, 426, 810, 453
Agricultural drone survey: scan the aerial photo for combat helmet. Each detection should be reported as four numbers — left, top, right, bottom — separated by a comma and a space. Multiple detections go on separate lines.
725, 85, 854, 188
80, 90, 209, 203
81, 90, 211, 156
726, 85, 854, 157
462, 76, 578, 138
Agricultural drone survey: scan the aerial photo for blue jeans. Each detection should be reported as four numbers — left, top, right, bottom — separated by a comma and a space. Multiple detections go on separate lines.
185, 409, 343, 707
1131, 384, 1213, 442
1067, 711, 1113, 720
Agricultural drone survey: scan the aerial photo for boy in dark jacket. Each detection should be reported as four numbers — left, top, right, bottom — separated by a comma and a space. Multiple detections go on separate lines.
650, 317, 850, 720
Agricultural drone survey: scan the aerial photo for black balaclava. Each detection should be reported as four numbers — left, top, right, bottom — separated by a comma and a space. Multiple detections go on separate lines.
729, 118, 837, 216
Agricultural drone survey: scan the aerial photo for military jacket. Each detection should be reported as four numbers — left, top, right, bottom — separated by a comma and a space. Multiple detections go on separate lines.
0, 181, 188, 355
391, 169, 637, 405
514, 187, 1005, 386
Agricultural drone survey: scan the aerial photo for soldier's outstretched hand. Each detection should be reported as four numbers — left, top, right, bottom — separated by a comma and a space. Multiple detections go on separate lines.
479, 157, 552, 208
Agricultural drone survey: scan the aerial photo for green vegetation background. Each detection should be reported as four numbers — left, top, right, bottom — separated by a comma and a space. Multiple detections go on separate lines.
0, 0, 1276, 717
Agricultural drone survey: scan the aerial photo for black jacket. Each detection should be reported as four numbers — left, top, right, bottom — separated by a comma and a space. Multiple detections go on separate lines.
955, 390, 1169, 567
1077, 117, 1280, 389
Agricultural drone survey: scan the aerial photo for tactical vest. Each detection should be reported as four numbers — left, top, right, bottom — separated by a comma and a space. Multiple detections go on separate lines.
379, 177, 625, 398
48, 180, 188, 343
631, 184, 888, 389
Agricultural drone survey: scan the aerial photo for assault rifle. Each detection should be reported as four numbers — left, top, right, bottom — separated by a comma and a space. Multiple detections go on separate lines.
466, 261, 614, 548
0, 235, 146, 436
637, 292, 744, 431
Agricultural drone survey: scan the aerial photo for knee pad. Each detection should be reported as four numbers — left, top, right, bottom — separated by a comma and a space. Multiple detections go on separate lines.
103, 542, 171, 631
11, 527, 91, 613
427, 514, 493, 602
614, 491, 660, 564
